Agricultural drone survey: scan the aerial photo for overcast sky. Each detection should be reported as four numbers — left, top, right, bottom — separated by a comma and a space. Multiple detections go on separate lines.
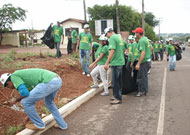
0, 0, 190, 33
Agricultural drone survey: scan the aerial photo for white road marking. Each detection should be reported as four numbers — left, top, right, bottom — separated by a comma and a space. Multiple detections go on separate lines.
157, 67, 167, 135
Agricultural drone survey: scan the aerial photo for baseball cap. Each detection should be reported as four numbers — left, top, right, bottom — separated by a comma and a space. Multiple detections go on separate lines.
84, 24, 89, 29
169, 38, 173, 41
132, 27, 144, 33
98, 34, 108, 41
104, 27, 113, 35
128, 35, 134, 40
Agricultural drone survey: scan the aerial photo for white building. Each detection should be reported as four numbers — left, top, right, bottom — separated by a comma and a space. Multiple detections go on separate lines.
60, 18, 86, 48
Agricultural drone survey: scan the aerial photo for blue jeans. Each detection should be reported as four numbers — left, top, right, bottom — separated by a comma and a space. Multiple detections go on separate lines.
169, 55, 176, 70
55, 42, 61, 58
21, 77, 67, 129
79, 50, 90, 74
111, 66, 123, 100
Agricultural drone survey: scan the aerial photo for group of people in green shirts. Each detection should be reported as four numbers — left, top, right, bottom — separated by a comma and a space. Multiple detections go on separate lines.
0, 24, 179, 131
87, 27, 153, 104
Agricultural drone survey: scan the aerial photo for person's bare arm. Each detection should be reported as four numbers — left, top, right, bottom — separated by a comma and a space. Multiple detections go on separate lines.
61, 35, 64, 45
151, 46, 155, 61
104, 50, 115, 70
90, 53, 105, 69
76, 39, 80, 52
135, 51, 145, 70
90, 42, 93, 55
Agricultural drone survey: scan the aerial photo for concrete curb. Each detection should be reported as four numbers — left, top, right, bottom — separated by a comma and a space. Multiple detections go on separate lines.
16, 83, 103, 135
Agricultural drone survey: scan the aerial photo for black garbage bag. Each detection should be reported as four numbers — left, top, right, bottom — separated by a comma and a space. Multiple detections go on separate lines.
175, 44, 182, 61
122, 55, 137, 95
41, 25, 55, 49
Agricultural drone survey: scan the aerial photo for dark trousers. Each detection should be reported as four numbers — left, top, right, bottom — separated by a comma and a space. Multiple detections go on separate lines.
155, 52, 159, 61
67, 38, 72, 54
55, 42, 62, 58
133, 61, 138, 86
160, 49, 164, 61
111, 66, 123, 100
137, 62, 149, 93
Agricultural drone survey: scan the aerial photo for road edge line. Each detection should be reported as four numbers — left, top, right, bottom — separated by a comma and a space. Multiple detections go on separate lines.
157, 67, 167, 135
16, 83, 104, 135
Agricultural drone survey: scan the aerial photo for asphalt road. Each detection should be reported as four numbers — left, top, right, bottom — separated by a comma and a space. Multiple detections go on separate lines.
43, 48, 190, 135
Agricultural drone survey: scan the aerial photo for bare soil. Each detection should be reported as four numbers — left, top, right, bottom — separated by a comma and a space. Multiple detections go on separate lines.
0, 53, 92, 135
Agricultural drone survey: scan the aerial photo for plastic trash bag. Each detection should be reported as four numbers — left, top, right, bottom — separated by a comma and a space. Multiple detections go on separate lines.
41, 24, 55, 49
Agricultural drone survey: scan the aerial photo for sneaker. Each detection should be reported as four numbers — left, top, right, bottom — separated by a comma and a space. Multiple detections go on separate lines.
136, 92, 146, 97
82, 72, 86, 75
110, 99, 122, 105
26, 124, 45, 130
54, 123, 68, 130
90, 85, 99, 89
87, 74, 90, 77
100, 92, 109, 96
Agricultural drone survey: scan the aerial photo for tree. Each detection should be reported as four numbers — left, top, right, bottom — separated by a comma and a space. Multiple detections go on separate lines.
144, 12, 159, 27
88, 4, 157, 40
144, 23, 158, 41
0, 4, 27, 45
88, 4, 142, 34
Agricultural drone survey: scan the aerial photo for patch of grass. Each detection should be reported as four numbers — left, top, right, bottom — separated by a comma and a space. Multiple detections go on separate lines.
40, 106, 50, 115
7, 125, 22, 135
44, 51, 56, 57
17, 52, 39, 58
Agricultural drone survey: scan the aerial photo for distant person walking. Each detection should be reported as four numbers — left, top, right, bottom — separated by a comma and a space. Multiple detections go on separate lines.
166, 38, 177, 71
77, 24, 93, 77
153, 41, 160, 61
70, 25, 78, 52
0, 68, 67, 130
160, 41, 164, 61
53, 21, 64, 58
104, 28, 125, 105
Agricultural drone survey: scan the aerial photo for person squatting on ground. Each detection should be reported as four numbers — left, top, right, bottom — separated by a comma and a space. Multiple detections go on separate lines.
166, 38, 178, 71
90, 35, 109, 96
0, 68, 67, 130
104, 28, 125, 105
53, 21, 64, 58
77, 24, 93, 77
133, 27, 151, 97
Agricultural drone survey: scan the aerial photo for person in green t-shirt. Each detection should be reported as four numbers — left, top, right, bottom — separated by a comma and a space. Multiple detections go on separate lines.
0, 68, 67, 130
90, 35, 109, 96
77, 24, 93, 77
159, 41, 164, 61
133, 27, 150, 97
166, 38, 177, 71
153, 41, 160, 61
126, 35, 135, 73
53, 21, 64, 58
70, 25, 78, 52
104, 27, 125, 105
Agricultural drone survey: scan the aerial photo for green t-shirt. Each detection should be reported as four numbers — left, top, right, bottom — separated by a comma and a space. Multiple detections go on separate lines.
97, 45, 109, 65
11, 68, 57, 91
138, 37, 151, 63
79, 32, 93, 50
108, 34, 125, 66
147, 41, 153, 59
167, 44, 176, 56
132, 42, 139, 62
123, 40, 128, 51
71, 30, 78, 44
93, 42, 101, 59
160, 44, 164, 50
53, 25, 64, 43
127, 43, 133, 62
153, 43, 160, 52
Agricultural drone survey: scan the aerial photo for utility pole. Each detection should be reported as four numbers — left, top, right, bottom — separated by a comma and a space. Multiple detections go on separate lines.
142, 0, 145, 32
116, 0, 121, 34
83, 0, 87, 22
